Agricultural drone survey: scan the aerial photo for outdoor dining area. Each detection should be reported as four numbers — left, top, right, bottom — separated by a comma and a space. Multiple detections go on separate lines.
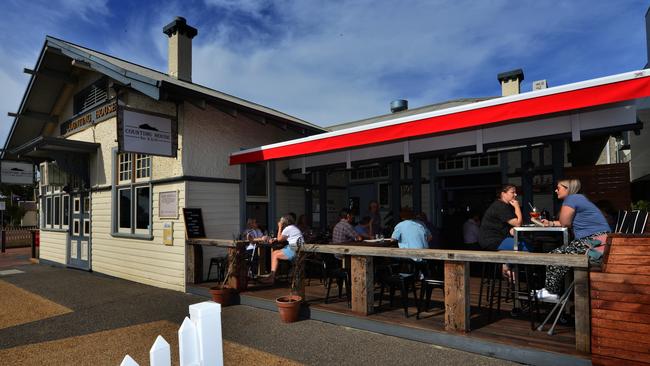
186, 206, 649, 365
181, 69, 650, 365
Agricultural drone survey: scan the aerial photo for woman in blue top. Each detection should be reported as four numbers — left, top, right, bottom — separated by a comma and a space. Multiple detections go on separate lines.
541, 178, 610, 296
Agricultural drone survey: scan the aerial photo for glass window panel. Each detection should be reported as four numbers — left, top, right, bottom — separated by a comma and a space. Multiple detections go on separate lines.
84, 220, 90, 236
135, 154, 151, 179
54, 196, 61, 226
119, 153, 132, 182
135, 186, 150, 230
74, 198, 80, 213
73, 220, 80, 235
63, 195, 70, 226
83, 197, 90, 213
246, 162, 267, 197
46, 197, 52, 226
119, 188, 131, 229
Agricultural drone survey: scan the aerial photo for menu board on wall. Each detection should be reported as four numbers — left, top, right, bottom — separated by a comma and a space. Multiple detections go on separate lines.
182, 208, 206, 239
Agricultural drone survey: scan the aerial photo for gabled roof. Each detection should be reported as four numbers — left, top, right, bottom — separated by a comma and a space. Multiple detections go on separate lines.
3, 36, 325, 160
46, 37, 324, 131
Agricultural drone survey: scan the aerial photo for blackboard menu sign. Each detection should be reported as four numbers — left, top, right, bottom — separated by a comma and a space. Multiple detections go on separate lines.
183, 208, 206, 239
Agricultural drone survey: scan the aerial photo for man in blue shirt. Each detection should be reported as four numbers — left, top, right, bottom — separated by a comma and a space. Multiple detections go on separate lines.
391, 210, 432, 250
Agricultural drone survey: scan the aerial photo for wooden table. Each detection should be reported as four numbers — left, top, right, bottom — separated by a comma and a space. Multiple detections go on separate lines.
513, 226, 569, 250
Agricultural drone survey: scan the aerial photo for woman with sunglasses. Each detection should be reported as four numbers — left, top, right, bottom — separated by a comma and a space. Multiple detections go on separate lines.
540, 178, 610, 297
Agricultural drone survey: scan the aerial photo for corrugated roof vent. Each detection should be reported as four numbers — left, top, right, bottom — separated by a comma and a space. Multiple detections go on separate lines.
390, 99, 408, 113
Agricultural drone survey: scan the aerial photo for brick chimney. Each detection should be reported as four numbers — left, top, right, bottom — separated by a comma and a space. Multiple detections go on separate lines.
163, 17, 198, 82
497, 69, 524, 96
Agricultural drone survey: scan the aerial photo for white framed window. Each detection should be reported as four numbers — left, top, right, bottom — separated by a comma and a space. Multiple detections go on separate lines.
40, 185, 69, 231
350, 165, 389, 181
135, 154, 151, 180
62, 195, 70, 227
245, 162, 268, 199
117, 187, 131, 233
45, 197, 52, 226
437, 157, 465, 171
468, 153, 500, 169
74, 197, 80, 213
135, 186, 151, 233
119, 153, 132, 183
53, 196, 61, 226
113, 150, 152, 237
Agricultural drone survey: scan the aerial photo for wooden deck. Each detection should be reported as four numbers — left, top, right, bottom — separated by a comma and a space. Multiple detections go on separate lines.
195, 274, 587, 360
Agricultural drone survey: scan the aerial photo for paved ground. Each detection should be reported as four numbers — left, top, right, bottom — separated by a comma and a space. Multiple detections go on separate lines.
0, 259, 519, 365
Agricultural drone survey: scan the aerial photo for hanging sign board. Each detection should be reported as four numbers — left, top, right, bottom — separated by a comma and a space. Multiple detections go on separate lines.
0, 161, 34, 184
182, 208, 206, 239
117, 106, 177, 157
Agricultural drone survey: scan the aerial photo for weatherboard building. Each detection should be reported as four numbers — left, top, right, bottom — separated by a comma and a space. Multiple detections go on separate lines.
2, 17, 325, 291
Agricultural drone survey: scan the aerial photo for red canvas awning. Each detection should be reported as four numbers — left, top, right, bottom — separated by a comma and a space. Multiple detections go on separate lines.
230, 70, 650, 165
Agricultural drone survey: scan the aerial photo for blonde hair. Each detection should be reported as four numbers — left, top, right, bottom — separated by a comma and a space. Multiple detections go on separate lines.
558, 178, 581, 195
279, 214, 295, 228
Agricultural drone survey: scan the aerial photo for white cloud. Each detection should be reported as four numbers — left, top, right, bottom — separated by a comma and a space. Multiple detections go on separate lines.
0, 0, 647, 148
187, 0, 648, 125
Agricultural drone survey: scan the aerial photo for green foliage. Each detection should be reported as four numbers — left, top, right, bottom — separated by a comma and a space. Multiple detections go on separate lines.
632, 200, 650, 211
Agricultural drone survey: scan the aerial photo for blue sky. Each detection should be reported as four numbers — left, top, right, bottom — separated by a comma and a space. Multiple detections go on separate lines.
1, 0, 649, 144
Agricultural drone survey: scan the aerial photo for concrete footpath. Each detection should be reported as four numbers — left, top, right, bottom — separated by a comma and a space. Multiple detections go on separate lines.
0, 261, 518, 365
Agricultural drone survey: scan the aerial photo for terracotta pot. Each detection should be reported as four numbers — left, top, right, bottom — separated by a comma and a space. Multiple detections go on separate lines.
276, 295, 302, 323
209, 286, 235, 306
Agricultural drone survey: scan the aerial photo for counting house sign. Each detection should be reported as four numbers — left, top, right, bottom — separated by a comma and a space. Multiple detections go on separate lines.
117, 107, 177, 157
60, 100, 117, 136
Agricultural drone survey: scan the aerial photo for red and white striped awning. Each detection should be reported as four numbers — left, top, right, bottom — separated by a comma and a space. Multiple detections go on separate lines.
230, 69, 650, 167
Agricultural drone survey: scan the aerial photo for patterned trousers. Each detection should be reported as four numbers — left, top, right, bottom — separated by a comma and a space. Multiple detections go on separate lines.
545, 232, 607, 294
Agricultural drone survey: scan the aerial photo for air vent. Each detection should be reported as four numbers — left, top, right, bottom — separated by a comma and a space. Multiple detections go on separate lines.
390, 99, 408, 113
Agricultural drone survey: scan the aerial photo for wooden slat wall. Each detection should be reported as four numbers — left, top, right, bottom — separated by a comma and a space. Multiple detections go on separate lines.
590, 234, 650, 366
565, 163, 630, 210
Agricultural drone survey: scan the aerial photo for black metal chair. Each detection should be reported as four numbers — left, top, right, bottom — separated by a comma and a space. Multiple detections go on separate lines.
377, 259, 419, 318
415, 260, 444, 319
322, 254, 351, 307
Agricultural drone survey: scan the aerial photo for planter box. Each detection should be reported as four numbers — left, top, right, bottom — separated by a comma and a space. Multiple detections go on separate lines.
590, 234, 650, 366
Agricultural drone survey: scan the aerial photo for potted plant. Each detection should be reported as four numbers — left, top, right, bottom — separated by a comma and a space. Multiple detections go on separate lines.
208, 241, 240, 306
275, 238, 308, 323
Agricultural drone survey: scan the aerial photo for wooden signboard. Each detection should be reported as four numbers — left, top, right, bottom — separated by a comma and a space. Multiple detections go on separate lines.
182, 208, 206, 239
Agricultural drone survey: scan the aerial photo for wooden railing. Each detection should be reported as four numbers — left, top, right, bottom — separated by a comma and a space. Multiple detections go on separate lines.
186, 239, 590, 353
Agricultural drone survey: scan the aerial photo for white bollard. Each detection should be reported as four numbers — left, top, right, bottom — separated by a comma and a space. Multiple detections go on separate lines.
189, 301, 223, 366
120, 355, 140, 366
178, 317, 200, 366
149, 335, 171, 366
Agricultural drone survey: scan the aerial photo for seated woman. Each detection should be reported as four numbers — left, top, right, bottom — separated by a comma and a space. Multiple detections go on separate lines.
539, 178, 610, 297
478, 184, 528, 251
242, 218, 268, 278
243, 218, 266, 242
260, 214, 304, 284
